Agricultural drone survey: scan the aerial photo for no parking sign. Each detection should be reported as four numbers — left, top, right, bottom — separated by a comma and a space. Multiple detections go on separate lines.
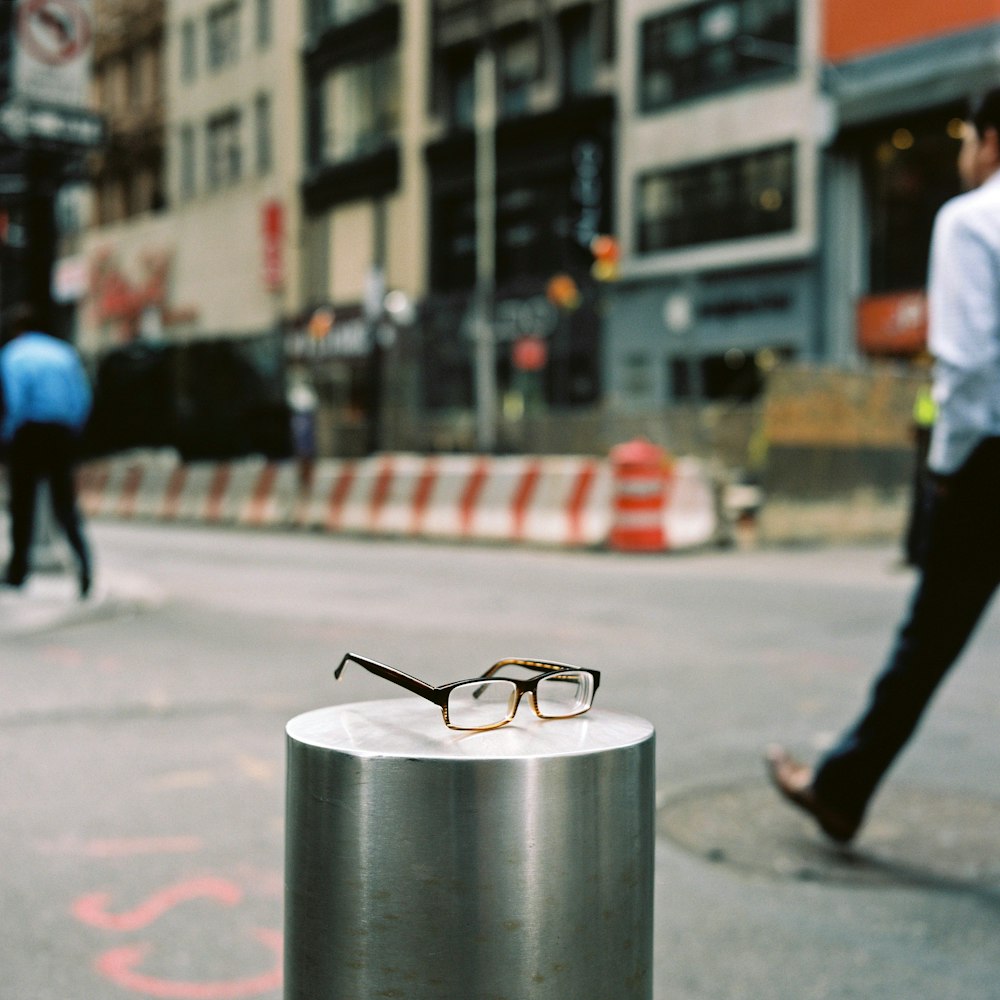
14, 0, 93, 108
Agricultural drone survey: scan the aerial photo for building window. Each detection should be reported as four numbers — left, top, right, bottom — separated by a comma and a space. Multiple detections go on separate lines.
670, 347, 791, 401
637, 144, 794, 252
316, 51, 399, 165
560, 5, 595, 99
498, 31, 539, 118
207, 1, 240, 72
180, 124, 197, 199
308, 0, 384, 34
256, 0, 271, 47
255, 92, 272, 174
181, 18, 197, 81
206, 109, 242, 189
441, 47, 475, 129
867, 111, 965, 293
639, 0, 796, 111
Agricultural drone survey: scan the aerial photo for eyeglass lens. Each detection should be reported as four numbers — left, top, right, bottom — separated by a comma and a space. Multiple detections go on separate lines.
448, 679, 518, 729
535, 671, 594, 717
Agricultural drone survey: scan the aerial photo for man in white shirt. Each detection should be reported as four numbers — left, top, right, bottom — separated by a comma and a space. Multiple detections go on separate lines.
767, 87, 1000, 844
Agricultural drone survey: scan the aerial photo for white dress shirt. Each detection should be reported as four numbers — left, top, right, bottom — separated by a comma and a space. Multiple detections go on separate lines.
927, 170, 1000, 475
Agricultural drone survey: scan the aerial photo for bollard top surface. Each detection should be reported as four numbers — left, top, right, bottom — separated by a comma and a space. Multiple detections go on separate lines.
287, 699, 654, 761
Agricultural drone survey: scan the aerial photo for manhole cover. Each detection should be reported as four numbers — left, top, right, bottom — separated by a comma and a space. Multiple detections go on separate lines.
658, 781, 1000, 888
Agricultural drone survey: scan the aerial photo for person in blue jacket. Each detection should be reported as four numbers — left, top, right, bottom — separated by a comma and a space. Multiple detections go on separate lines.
0, 303, 93, 597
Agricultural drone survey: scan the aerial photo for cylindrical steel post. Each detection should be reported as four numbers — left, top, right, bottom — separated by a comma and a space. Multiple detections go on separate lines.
285, 699, 655, 1000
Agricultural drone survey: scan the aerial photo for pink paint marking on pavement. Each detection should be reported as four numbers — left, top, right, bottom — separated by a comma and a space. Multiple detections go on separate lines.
73, 876, 241, 932
95, 929, 283, 999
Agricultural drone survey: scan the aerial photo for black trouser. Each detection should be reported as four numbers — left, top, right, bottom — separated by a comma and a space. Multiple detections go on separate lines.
4, 422, 90, 586
814, 437, 1000, 822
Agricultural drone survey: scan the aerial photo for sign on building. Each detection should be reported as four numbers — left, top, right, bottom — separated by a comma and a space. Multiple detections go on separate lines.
0, 0, 104, 149
14, 0, 93, 106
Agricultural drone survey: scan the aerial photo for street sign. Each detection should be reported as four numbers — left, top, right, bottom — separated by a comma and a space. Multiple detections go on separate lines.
15, 0, 93, 107
0, 99, 104, 149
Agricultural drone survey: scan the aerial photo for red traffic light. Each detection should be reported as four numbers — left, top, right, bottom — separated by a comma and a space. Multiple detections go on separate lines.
590, 235, 620, 281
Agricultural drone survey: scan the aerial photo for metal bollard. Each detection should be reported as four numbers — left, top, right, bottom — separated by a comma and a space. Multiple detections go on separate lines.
285, 699, 655, 1000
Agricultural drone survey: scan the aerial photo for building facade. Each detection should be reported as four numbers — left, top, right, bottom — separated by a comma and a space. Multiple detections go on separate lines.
294, 0, 429, 456
80, 0, 302, 351
609, 0, 824, 411
38, 0, 1000, 461
608, 0, 1000, 415
819, 0, 1000, 363
422, 0, 618, 450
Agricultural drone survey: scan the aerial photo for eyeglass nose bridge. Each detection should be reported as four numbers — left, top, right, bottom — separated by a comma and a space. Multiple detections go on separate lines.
440, 681, 533, 731
496, 683, 532, 725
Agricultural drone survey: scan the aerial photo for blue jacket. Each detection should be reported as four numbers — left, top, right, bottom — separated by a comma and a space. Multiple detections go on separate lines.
0, 331, 92, 443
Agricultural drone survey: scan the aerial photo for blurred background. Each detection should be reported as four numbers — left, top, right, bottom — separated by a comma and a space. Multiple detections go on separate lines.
0, 0, 995, 504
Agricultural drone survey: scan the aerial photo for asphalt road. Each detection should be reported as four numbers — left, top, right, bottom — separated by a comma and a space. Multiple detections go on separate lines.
3, 520, 1000, 999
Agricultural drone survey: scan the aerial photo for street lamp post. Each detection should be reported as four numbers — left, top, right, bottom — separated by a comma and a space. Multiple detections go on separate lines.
473, 45, 497, 453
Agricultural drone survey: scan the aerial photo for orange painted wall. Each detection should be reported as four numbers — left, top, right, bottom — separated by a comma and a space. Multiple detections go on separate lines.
824, 0, 1000, 62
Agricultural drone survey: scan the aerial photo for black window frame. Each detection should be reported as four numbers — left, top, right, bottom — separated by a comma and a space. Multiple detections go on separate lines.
638, 0, 797, 112
254, 92, 273, 175
206, 0, 241, 73
310, 48, 400, 169
256, 0, 271, 48
636, 143, 796, 253
205, 108, 243, 190
179, 123, 197, 200
181, 18, 197, 82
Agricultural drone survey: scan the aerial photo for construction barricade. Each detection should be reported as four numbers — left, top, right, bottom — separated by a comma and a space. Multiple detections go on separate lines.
75, 446, 718, 552
608, 438, 673, 552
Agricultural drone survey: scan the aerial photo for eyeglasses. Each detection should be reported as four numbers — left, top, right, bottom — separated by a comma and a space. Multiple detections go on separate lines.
334, 652, 601, 732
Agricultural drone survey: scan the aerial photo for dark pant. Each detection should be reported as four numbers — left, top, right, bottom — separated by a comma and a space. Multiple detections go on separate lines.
4, 422, 91, 586
813, 437, 1000, 823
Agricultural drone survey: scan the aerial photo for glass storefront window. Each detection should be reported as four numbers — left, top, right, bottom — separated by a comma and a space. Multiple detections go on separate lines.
864, 107, 965, 293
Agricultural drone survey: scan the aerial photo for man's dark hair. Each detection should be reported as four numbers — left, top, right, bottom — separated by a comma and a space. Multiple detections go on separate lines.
969, 86, 1000, 138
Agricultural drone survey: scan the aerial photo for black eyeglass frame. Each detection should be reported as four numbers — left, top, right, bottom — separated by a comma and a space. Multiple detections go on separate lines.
334, 651, 602, 731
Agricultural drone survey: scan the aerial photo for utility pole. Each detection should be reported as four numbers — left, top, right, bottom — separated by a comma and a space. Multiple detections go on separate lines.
365, 199, 387, 454
473, 45, 497, 453
0, 1, 104, 324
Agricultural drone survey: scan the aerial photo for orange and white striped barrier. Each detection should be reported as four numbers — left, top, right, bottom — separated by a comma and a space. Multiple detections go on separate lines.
73, 448, 717, 551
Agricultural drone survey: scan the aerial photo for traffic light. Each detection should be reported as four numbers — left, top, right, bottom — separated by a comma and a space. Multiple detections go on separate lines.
590, 235, 620, 281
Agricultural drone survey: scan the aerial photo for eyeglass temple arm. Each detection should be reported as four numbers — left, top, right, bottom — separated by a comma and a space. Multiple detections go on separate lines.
335, 652, 445, 706
481, 657, 601, 690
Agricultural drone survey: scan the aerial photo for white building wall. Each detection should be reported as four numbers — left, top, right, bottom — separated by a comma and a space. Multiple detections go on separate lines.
81, 0, 304, 348
604, 0, 828, 409
618, 0, 823, 278
166, 0, 303, 333
316, 0, 429, 310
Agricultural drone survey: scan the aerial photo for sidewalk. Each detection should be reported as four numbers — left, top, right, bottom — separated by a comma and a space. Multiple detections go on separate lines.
0, 567, 164, 637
